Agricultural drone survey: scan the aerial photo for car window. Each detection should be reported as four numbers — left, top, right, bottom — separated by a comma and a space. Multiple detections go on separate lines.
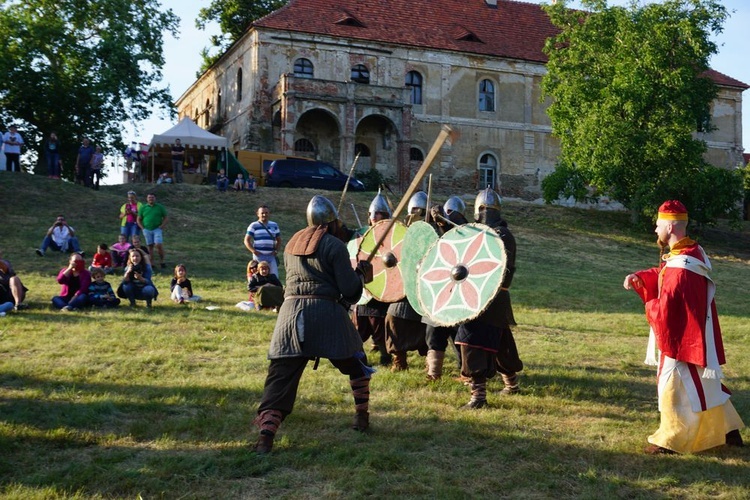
320, 166, 337, 177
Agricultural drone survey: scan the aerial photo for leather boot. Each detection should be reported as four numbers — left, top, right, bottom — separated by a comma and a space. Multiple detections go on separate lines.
252, 433, 275, 454
391, 351, 408, 372
353, 410, 370, 431
726, 429, 744, 447
461, 381, 487, 409
251, 409, 283, 454
350, 376, 370, 431
425, 349, 445, 381
500, 372, 520, 395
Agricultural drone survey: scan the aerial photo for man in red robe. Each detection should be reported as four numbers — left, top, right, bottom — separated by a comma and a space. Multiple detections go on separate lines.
624, 200, 744, 454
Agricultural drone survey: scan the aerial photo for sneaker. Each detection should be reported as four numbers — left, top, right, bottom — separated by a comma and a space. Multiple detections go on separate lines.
178, 298, 185, 304
0, 312, 6, 317
14, 303, 29, 311
61, 306, 75, 312
35, 249, 44, 257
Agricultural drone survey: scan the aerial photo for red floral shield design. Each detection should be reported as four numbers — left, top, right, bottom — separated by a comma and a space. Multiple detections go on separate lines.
417, 223, 506, 326
357, 219, 407, 302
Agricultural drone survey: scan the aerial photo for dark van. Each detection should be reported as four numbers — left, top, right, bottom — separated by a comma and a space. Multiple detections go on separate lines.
266, 159, 365, 191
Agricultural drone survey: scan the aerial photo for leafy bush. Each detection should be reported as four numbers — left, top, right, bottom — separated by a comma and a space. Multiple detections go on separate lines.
356, 168, 388, 192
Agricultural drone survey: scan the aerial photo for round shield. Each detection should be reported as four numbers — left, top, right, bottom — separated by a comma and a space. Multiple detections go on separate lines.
417, 223, 506, 327
346, 227, 371, 305
401, 221, 439, 316
357, 219, 407, 302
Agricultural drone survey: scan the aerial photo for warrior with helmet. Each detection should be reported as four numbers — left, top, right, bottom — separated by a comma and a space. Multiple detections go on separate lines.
252, 195, 374, 453
384, 191, 430, 371
422, 196, 469, 380
356, 190, 393, 366
455, 186, 523, 408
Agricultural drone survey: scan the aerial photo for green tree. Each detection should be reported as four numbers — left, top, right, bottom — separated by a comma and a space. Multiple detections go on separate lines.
541, 0, 743, 225
0, 0, 179, 178
196, 0, 287, 72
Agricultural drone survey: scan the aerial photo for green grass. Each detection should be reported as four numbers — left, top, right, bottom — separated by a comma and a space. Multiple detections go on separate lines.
1, 172, 749, 498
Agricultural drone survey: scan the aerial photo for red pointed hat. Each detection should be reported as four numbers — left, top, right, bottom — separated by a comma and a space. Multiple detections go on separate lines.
657, 200, 688, 221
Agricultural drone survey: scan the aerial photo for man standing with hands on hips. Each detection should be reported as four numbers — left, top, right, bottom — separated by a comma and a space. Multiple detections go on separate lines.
624, 200, 744, 454
244, 205, 282, 276
138, 193, 168, 269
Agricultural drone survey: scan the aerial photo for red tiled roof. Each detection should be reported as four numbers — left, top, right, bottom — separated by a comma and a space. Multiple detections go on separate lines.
253, 0, 748, 89
254, 0, 558, 63
703, 69, 749, 90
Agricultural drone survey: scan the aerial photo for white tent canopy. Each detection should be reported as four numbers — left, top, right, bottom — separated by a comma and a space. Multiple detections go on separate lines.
149, 116, 228, 150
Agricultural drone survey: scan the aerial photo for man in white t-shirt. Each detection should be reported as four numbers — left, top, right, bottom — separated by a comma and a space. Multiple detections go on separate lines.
2, 124, 23, 172
244, 205, 282, 276
36, 215, 84, 256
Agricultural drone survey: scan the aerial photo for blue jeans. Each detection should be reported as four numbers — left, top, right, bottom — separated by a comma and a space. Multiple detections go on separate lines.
121, 222, 140, 241
47, 153, 60, 177
217, 178, 229, 192
41, 235, 82, 253
122, 283, 156, 306
89, 296, 121, 308
52, 294, 88, 309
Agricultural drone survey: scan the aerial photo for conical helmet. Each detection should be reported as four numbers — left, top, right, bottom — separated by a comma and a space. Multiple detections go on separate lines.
368, 188, 391, 218
306, 195, 338, 227
443, 196, 466, 216
408, 191, 428, 213
474, 186, 502, 220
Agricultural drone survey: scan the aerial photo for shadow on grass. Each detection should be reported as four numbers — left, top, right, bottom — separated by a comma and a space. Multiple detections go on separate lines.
2, 382, 748, 498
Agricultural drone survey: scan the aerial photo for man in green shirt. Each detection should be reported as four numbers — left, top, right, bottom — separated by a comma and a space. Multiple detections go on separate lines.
138, 193, 168, 269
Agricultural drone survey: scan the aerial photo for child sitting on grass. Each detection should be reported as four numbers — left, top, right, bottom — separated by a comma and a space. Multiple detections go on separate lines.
90, 243, 114, 275
170, 264, 201, 304
87, 268, 120, 308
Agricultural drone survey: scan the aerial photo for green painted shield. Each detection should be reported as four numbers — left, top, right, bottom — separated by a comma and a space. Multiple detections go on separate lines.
357, 219, 407, 302
402, 221, 439, 316
417, 223, 506, 327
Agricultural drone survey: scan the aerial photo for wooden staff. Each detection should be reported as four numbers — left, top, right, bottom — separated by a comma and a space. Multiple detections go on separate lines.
366, 124, 455, 263
337, 152, 361, 216
424, 173, 433, 222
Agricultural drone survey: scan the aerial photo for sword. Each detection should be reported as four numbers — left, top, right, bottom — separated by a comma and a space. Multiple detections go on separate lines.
366, 124, 456, 263
337, 152, 361, 216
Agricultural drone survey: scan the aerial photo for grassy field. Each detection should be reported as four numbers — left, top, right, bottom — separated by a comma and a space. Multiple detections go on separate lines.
1, 172, 749, 499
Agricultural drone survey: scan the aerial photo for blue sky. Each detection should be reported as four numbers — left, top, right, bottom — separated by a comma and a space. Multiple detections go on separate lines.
122, 0, 749, 159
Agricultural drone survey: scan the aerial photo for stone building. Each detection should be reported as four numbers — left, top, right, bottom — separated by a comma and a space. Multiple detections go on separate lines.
175, 0, 747, 197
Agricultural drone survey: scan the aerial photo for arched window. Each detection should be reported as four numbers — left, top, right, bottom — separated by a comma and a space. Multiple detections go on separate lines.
294, 58, 314, 78
204, 99, 211, 128
236, 68, 243, 102
351, 64, 370, 84
479, 153, 498, 189
406, 71, 423, 105
217, 89, 222, 118
410, 147, 424, 162
355, 143, 371, 157
294, 138, 315, 155
478, 79, 495, 112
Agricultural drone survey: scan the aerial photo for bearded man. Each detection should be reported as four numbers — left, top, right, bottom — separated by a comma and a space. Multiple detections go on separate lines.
624, 200, 744, 454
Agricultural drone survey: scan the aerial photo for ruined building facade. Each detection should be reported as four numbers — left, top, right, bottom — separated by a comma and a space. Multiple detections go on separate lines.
175, 0, 747, 197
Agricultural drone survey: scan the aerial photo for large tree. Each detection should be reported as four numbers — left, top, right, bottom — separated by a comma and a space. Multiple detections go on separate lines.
541, 0, 743, 225
196, 0, 286, 72
0, 0, 179, 178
